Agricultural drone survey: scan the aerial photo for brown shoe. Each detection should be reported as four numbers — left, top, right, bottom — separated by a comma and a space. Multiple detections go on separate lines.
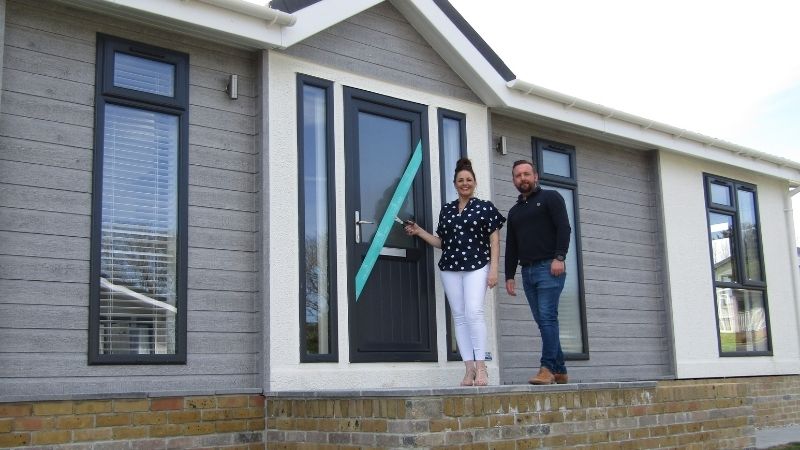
528, 367, 555, 385
474, 361, 489, 386
460, 361, 476, 386
554, 373, 569, 384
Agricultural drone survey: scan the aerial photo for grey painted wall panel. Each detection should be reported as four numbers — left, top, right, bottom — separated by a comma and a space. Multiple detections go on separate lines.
0, 0, 261, 397
280, 2, 480, 103
491, 114, 672, 384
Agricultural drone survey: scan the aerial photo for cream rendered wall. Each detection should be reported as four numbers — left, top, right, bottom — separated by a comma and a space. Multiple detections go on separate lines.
267, 52, 493, 391
659, 151, 800, 379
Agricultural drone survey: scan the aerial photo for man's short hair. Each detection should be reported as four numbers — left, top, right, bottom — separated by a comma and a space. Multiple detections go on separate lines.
512, 159, 536, 171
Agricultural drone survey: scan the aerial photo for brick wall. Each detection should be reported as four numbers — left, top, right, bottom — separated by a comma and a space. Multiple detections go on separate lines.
0, 394, 264, 449
2, 376, 799, 449
265, 377, 800, 449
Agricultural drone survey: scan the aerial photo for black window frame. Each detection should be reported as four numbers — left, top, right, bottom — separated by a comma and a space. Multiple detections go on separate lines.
703, 174, 772, 356
89, 34, 189, 364
437, 108, 467, 361
532, 138, 589, 360
297, 74, 339, 362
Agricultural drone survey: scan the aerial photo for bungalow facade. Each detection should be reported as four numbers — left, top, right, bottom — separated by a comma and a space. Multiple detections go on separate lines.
1, 0, 799, 447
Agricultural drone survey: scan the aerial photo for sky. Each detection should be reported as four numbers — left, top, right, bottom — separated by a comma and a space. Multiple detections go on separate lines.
448, 0, 800, 245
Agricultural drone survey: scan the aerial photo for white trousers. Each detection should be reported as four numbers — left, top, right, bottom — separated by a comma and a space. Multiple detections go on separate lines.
440, 265, 488, 362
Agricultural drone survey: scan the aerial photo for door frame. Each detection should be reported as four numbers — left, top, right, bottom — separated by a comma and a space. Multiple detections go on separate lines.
342, 86, 437, 363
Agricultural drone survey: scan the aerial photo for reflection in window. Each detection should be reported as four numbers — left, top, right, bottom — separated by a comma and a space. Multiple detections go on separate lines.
704, 174, 770, 356
542, 149, 571, 178
708, 213, 736, 283
298, 75, 337, 360
113, 52, 175, 97
716, 288, 768, 352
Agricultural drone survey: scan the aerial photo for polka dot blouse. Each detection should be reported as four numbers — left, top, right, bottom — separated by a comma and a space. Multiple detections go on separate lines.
435, 197, 506, 272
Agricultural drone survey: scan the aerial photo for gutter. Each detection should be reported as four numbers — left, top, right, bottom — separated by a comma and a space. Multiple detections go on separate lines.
195, 0, 297, 26
507, 79, 800, 176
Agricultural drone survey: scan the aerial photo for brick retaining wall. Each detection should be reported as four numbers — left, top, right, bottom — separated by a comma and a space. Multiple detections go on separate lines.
1, 376, 799, 449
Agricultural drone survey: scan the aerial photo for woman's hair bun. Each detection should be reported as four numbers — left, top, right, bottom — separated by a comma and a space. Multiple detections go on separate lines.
455, 157, 472, 172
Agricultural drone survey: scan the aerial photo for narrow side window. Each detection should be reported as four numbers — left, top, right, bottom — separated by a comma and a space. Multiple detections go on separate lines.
89, 35, 189, 364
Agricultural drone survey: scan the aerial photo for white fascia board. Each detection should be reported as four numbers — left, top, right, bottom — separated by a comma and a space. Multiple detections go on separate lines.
281, 0, 384, 46
391, 0, 509, 107
501, 83, 800, 185
79, 0, 286, 48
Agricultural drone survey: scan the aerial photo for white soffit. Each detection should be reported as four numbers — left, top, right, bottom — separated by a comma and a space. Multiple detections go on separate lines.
65, 0, 289, 48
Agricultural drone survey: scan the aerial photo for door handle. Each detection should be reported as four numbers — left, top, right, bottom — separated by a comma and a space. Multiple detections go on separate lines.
354, 211, 374, 243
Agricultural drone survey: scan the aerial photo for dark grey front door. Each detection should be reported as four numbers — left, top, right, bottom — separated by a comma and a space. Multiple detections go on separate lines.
344, 87, 436, 363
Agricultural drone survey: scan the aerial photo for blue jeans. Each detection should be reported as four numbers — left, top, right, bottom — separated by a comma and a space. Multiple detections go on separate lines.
521, 261, 566, 374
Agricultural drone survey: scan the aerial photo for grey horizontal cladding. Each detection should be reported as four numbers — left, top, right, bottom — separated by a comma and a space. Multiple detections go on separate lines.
578, 195, 653, 221
586, 294, 666, 312
0, 304, 87, 330
587, 308, 666, 325
0, 113, 92, 149
580, 237, 656, 259
577, 152, 653, 183
188, 247, 255, 272
188, 311, 256, 333
3, 45, 94, 84
190, 84, 255, 116
0, 159, 90, 193
581, 251, 658, 271
584, 279, 663, 298
0, 353, 257, 378
189, 104, 254, 135
501, 335, 667, 353
281, 3, 479, 103
190, 185, 257, 212
0, 254, 88, 283
189, 289, 256, 313
5, 22, 94, 63
3, 67, 93, 106
587, 322, 666, 338
190, 166, 255, 193
0, 329, 85, 353
0, 230, 88, 261
579, 181, 654, 207
190, 125, 256, 154
501, 350, 667, 368
0, 207, 90, 238
580, 209, 654, 234
0, 279, 88, 307
581, 223, 655, 246
582, 265, 661, 285
188, 268, 257, 292
189, 206, 256, 232
0, 136, 92, 172
188, 332, 259, 355
189, 227, 256, 252
190, 145, 257, 173
1, 374, 259, 398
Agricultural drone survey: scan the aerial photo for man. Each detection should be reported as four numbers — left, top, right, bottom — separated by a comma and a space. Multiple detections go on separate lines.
505, 159, 571, 385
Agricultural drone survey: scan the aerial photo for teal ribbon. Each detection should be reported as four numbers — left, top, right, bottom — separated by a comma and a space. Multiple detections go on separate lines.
355, 140, 423, 301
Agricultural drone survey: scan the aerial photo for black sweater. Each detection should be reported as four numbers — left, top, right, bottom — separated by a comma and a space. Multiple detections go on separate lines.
504, 187, 571, 280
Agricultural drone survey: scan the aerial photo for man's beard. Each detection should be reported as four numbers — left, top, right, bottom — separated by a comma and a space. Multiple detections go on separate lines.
515, 181, 534, 195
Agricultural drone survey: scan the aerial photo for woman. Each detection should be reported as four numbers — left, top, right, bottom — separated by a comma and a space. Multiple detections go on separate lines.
404, 158, 505, 386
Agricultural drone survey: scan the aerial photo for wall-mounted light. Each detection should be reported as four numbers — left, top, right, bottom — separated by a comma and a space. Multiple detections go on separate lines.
226, 74, 238, 100
495, 135, 507, 155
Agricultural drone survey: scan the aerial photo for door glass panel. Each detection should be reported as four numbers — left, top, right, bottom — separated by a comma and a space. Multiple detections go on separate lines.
716, 288, 768, 352
357, 112, 414, 248
548, 185, 582, 353
542, 149, 571, 178
737, 189, 763, 282
708, 212, 736, 283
